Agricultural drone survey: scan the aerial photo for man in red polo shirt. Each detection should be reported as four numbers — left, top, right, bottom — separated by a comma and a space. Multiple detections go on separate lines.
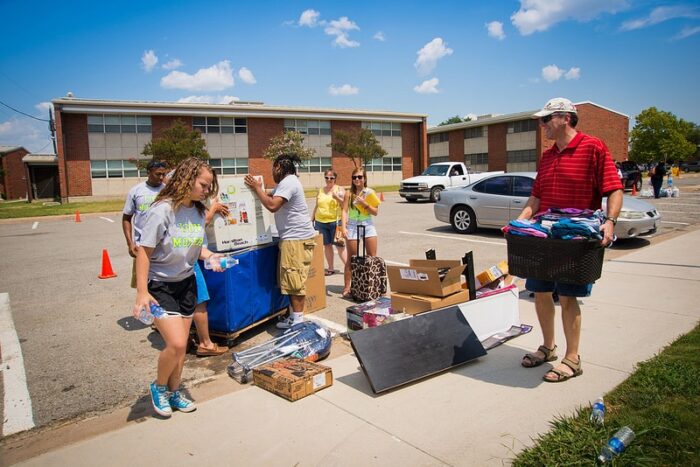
517, 97, 623, 383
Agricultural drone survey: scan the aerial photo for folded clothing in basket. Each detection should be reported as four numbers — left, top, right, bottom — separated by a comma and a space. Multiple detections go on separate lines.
503, 208, 604, 240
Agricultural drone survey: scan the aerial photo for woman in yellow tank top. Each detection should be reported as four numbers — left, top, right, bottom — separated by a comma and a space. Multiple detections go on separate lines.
311, 169, 347, 275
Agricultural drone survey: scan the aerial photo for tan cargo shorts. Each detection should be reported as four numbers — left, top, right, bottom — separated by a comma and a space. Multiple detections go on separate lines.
278, 238, 316, 296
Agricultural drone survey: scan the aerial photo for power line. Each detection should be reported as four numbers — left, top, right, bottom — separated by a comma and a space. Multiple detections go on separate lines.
0, 100, 50, 122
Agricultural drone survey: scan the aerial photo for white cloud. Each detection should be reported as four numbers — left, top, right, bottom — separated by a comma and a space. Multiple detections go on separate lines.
0, 117, 53, 153
324, 16, 360, 48
373, 31, 385, 41
299, 9, 320, 27
565, 67, 581, 80
415, 38, 453, 75
511, 0, 628, 35
35, 102, 53, 114
329, 84, 359, 96
162, 59, 183, 70
413, 78, 440, 94
621, 5, 700, 31
238, 67, 257, 85
542, 64, 581, 82
161, 60, 234, 91
464, 113, 478, 121
673, 25, 700, 40
141, 50, 158, 72
486, 21, 506, 40
176, 95, 240, 104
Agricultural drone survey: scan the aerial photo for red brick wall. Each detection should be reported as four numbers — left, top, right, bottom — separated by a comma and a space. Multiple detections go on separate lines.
576, 103, 629, 161
247, 118, 284, 187
401, 122, 422, 180
448, 128, 465, 163
152, 116, 192, 139
330, 120, 361, 186
61, 113, 92, 197
1, 148, 29, 199
488, 123, 508, 171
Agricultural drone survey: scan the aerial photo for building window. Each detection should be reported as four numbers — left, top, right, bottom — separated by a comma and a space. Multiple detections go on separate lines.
208, 158, 249, 175
283, 119, 331, 136
366, 156, 402, 172
296, 156, 332, 173
91, 160, 141, 178
464, 127, 484, 139
361, 121, 401, 137
507, 119, 538, 134
465, 153, 489, 172
430, 156, 449, 163
193, 117, 247, 134
506, 149, 538, 172
87, 115, 151, 133
428, 132, 449, 144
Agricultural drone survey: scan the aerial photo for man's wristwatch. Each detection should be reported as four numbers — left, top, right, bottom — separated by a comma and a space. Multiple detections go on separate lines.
604, 216, 617, 226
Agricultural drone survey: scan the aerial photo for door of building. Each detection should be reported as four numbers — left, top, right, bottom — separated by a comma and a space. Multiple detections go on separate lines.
31, 166, 59, 199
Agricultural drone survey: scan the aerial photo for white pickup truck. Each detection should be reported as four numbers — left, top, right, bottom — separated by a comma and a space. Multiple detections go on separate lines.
399, 162, 504, 202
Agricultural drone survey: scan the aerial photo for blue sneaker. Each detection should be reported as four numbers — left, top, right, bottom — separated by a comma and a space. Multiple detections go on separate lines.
169, 390, 197, 413
149, 382, 172, 417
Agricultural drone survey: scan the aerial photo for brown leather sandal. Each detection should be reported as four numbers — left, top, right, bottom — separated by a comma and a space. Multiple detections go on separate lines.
521, 345, 558, 368
196, 343, 228, 357
543, 356, 583, 382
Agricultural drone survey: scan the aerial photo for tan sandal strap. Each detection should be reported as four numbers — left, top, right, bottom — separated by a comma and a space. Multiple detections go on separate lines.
561, 356, 581, 372
537, 345, 556, 359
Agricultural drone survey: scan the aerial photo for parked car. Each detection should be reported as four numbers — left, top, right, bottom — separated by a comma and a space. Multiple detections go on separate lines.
434, 172, 661, 239
618, 161, 642, 191
680, 161, 700, 173
399, 162, 504, 202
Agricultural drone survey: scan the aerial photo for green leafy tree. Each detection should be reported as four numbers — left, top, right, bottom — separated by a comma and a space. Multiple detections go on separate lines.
328, 128, 388, 168
438, 115, 470, 126
137, 119, 209, 169
262, 130, 316, 162
629, 107, 696, 163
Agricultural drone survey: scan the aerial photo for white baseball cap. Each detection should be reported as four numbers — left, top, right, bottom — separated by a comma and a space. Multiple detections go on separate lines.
533, 97, 577, 118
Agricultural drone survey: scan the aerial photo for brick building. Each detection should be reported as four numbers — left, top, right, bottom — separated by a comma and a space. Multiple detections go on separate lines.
0, 146, 29, 200
52, 97, 428, 200
427, 102, 629, 172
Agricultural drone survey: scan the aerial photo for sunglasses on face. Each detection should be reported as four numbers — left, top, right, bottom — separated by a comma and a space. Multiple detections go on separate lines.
325, 176, 336, 180
352, 175, 364, 180
540, 114, 554, 123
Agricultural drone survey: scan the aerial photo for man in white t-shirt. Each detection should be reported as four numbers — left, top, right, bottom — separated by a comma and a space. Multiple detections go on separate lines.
122, 160, 168, 287
245, 154, 316, 328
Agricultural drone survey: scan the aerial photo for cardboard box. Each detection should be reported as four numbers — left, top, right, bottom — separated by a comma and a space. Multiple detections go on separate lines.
475, 260, 508, 290
391, 289, 469, 315
304, 234, 326, 314
346, 296, 404, 331
206, 176, 273, 252
253, 358, 333, 401
387, 259, 463, 297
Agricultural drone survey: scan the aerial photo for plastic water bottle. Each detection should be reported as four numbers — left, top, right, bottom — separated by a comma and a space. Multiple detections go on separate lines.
138, 303, 165, 325
204, 255, 239, 270
597, 426, 635, 464
590, 396, 605, 425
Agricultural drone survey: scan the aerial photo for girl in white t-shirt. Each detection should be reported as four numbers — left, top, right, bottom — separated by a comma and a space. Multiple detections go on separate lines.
133, 157, 224, 418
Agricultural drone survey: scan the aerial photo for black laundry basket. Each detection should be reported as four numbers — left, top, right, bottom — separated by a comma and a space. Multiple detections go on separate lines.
506, 233, 605, 285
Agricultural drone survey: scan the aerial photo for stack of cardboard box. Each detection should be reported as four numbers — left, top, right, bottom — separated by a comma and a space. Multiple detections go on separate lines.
387, 259, 470, 315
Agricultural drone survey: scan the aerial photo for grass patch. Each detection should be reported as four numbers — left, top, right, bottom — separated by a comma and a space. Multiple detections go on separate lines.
0, 199, 125, 219
513, 323, 700, 466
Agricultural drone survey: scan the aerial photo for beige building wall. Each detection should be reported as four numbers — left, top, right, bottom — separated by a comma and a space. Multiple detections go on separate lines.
506, 131, 536, 151
428, 141, 449, 159
464, 135, 489, 154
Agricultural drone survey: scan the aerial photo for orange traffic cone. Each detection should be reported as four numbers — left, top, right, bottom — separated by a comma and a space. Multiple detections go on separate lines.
631, 181, 637, 196
75, 210, 82, 223
98, 249, 117, 279
380, 192, 385, 202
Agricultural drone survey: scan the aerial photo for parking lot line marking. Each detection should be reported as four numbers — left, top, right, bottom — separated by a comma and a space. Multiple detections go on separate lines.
99, 216, 115, 223
399, 231, 506, 246
0, 293, 35, 435
660, 220, 691, 225
385, 260, 410, 266
31, 222, 38, 230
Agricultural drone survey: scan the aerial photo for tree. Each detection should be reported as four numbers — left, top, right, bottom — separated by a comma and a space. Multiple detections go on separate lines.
328, 128, 387, 169
629, 107, 696, 163
138, 120, 208, 169
262, 130, 316, 161
438, 115, 473, 126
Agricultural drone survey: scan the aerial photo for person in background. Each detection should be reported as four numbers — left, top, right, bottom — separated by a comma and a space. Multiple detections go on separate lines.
244, 154, 317, 329
133, 157, 224, 417
518, 97, 622, 383
122, 159, 168, 288
650, 161, 666, 198
311, 168, 347, 276
341, 166, 380, 299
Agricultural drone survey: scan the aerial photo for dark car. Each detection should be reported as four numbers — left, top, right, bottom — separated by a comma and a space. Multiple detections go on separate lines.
680, 161, 700, 173
619, 161, 642, 191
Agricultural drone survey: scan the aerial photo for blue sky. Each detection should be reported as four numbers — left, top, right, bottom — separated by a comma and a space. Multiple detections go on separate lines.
1, 0, 699, 153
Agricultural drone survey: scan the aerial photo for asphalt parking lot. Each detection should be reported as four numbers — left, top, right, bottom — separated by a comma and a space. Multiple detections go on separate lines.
1, 173, 699, 436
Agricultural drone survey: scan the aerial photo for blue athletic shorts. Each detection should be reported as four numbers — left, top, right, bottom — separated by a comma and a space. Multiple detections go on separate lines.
526, 278, 593, 297
314, 220, 338, 245
193, 261, 210, 305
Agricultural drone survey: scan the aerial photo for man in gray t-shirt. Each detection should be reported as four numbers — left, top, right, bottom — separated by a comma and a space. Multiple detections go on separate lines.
245, 154, 316, 329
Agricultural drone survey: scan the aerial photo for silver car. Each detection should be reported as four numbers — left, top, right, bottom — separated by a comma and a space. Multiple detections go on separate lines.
434, 172, 661, 239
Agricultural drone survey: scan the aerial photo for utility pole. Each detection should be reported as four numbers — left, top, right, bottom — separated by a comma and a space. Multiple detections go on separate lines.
49, 107, 57, 154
